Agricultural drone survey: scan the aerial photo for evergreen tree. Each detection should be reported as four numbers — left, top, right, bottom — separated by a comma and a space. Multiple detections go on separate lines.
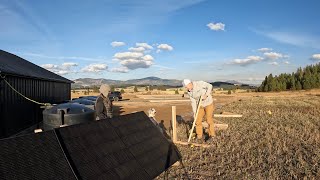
263, 76, 268, 92
316, 74, 320, 88
296, 80, 302, 90
134, 86, 138, 92
267, 74, 274, 91
258, 63, 320, 91
289, 75, 296, 90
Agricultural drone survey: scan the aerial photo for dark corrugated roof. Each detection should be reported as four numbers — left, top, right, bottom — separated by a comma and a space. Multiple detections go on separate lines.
0, 50, 73, 83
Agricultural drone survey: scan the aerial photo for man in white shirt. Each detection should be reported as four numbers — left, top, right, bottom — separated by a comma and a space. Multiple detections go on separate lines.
183, 79, 215, 142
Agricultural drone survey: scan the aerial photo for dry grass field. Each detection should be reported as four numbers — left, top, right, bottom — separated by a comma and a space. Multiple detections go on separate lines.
73, 89, 320, 179
158, 94, 320, 179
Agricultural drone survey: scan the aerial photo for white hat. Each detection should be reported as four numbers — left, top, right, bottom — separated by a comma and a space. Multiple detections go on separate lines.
182, 79, 191, 87
99, 84, 111, 94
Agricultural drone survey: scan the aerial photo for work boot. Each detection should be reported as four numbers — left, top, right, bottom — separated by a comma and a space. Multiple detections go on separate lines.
205, 136, 214, 143
195, 136, 204, 144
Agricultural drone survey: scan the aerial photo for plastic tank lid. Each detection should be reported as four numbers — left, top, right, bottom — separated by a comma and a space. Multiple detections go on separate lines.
80, 96, 97, 99
70, 98, 95, 105
79, 96, 97, 101
43, 103, 95, 114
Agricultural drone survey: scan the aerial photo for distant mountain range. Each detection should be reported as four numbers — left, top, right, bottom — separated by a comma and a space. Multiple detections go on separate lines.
72, 76, 256, 89
72, 76, 182, 88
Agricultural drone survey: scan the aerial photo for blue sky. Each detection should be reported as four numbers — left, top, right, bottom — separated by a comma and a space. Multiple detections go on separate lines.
1, 0, 320, 84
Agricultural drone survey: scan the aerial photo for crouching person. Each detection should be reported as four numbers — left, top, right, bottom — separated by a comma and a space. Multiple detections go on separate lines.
95, 84, 113, 120
148, 108, 163, 134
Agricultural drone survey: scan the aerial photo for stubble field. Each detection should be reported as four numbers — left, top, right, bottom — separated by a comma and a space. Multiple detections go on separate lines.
159, 94, 320, 179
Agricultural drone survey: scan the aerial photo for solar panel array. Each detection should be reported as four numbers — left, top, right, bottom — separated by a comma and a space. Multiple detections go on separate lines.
0, 112, 181, 180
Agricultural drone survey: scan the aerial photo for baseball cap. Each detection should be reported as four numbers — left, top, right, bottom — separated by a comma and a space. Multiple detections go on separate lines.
182, 79, 191, 87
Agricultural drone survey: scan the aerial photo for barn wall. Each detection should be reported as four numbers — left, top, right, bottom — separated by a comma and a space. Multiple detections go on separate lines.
0, 75, 71, 138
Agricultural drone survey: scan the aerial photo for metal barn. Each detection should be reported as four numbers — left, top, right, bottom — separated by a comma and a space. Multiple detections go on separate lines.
0, 50, 73, 138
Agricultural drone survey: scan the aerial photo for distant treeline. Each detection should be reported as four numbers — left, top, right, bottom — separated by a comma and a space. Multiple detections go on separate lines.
258, 63, 320, 92
211, 82, 254, 90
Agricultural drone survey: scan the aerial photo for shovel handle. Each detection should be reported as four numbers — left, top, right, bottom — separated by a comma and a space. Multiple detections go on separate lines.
187, 97, 203, 143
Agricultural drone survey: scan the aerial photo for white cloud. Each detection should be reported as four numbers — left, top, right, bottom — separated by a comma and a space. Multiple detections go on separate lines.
136, 42, 153, 49
207, 22, 225, 31
111, 41, 126, 47
110, 67, 129, 73
62, 62, 78, 68
247, 56, 264, 61
110, 42, 173, 72
284, 61, 290, 64
311, 54, 320, 61
114, 52, 144, 60
128, 46, 145, 52
157, 44, 173, 51
142, 55, 154, 61
269, 62, 279, 66
258, 48, 273, 52
41, 62, 78, 75
228, 56, 263, 66
56, 70, 70, 75
41, 64, 58, 69
81, 64, 108, 72
120, 59, 153, 70
263, 52, 285, 60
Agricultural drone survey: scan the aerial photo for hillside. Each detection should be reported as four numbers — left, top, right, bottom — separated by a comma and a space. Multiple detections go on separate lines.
72, 76, 182, 88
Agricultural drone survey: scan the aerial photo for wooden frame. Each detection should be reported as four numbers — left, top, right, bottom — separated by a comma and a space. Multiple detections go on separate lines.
170, 105, 241, 148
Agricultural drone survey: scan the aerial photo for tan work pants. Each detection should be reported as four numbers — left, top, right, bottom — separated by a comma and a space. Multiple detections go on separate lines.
195, 103, 215, 138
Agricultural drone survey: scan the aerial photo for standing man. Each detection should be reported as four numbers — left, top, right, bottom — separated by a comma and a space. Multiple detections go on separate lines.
95, 84, 113, 120
183, 79, 215, 142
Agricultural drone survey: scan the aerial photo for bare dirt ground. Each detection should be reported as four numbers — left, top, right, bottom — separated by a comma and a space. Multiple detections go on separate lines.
72, 89, 320, 129
114, 90, 320, 127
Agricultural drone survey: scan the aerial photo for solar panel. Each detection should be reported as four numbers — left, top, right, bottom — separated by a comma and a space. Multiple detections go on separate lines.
0, 131, 77, 180
0, 111, 181, 180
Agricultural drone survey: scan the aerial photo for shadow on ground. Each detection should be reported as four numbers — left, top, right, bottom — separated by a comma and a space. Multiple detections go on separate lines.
113, 105, 125, 116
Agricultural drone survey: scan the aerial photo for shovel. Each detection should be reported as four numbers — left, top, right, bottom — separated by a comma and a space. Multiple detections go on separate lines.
187, 96, 203, 143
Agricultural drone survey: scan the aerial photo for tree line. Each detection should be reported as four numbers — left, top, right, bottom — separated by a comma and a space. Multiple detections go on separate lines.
258, 63, 320, 92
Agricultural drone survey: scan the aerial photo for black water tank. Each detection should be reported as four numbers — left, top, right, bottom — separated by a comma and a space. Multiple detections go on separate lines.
79, 96, 97, 101
43, 103, 95, 131
70, 98, 95, 109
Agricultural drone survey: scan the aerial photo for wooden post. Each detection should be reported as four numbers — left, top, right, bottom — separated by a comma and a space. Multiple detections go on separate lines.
172, 106, 177, 143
